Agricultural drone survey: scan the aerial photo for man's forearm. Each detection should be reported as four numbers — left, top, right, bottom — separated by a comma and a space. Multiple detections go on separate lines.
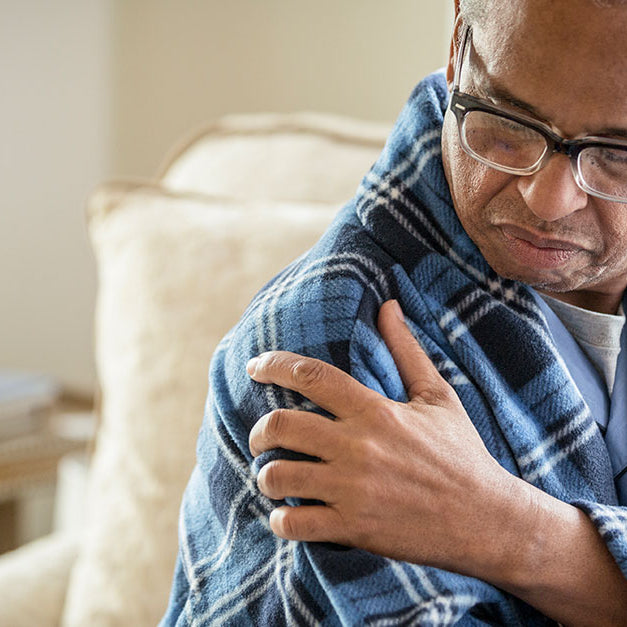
471, 475, 627, 626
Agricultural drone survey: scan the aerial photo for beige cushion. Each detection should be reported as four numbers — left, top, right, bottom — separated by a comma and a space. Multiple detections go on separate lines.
158, 112, 390, 204
61, 182, 339, 626
0, 533, 77, 627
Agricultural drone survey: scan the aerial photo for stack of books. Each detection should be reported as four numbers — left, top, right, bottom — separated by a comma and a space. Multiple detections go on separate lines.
0, 371, 60, 440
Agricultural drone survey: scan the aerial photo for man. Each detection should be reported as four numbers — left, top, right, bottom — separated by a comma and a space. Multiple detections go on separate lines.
162, 0, 627, 624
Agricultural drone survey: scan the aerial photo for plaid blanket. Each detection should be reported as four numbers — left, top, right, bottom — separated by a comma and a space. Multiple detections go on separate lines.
161, 71, 627, 626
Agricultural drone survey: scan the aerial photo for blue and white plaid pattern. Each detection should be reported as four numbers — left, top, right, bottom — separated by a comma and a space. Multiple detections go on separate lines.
161, 72, 627, 626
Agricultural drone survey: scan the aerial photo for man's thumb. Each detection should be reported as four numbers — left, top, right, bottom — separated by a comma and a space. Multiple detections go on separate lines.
377, 300, 446, 403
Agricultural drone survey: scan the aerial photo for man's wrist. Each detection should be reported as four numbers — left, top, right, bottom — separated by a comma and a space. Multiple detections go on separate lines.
474, 473, 582, 596
459, 471, 541, 588
469, 475, 627, 625
485, 476, 556, 593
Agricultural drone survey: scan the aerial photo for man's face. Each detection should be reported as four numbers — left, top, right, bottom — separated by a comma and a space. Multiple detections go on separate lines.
441, 0, 627, 312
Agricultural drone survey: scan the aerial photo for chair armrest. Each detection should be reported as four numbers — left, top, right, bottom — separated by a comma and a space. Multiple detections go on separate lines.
0, 532, 78, 627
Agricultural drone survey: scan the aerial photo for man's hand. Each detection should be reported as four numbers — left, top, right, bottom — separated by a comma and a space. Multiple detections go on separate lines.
247, 299, 521, 577
247, 299, 627, 625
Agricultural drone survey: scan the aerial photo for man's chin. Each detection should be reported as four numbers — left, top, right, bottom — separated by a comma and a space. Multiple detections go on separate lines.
485, 258, 578, 293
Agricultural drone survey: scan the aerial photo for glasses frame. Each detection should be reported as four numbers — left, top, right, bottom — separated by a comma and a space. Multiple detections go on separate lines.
449, 23, 627, 204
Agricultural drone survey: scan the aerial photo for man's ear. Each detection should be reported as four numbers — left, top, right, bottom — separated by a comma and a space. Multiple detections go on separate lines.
446, 9, 465, 91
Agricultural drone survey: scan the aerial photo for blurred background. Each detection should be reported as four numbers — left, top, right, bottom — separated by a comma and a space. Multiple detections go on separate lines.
1, 0, 453, 396
0, 0, 453, 557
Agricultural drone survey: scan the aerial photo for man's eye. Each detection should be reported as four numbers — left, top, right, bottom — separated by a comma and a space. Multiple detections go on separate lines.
585, 147, 627, 176
491, 117, 541, 140
498, 119, 527, 134
599, 147, 627, 165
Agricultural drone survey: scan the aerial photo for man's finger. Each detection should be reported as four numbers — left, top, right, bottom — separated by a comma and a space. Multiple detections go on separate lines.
377, 300, 454, 406
249, 409, 338, 460
268, 505, 346, 544
257, 460, 338, 502
247, 351, 382, 419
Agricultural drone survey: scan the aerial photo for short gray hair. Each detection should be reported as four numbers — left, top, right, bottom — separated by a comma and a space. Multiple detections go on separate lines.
460, 0, 626, 27
458, 0, 491, 27
458, 0, 488, 27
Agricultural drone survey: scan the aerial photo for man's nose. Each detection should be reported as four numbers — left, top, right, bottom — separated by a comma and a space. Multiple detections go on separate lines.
516, 154, 588, 221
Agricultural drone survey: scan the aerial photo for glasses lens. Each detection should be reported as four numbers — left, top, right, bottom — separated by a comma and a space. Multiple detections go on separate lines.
579, 146, 627, 202
462, 111, 548, 171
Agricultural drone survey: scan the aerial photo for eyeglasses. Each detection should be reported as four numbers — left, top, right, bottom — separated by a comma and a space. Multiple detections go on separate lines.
449, 24, 627, 204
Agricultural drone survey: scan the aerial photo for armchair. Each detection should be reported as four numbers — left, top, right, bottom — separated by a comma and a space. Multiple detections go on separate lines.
0, 112, 388, 626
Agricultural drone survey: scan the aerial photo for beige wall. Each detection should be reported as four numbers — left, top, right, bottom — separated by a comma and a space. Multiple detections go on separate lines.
111, 0, 454, 177
0, 0, 112, 396
1, 1, 454, 394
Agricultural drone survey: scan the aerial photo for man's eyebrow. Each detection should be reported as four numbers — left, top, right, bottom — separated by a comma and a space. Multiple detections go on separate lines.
597, 126, 627, 140
475, 79, 627, 140
473, 78, 549, 122
466, 44, 551, 121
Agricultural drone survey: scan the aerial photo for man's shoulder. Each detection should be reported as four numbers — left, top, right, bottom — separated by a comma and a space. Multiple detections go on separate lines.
228, 204, 397, 364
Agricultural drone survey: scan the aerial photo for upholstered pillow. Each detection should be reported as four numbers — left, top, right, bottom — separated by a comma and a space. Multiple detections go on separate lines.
61, 183, 339, 626
158, 112, 390, 204
0, 533, 76, 627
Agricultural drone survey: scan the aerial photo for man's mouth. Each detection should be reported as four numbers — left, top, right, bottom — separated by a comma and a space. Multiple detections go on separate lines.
498, 224, 587, 269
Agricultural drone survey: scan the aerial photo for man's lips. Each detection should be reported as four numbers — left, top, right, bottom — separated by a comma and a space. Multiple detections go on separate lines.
497, 224, 588, 269
499, 224, 587, 252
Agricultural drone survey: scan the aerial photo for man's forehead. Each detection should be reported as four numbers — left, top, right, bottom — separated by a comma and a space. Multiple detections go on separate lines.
468, 1, 627, 136
471, 0, 627, 64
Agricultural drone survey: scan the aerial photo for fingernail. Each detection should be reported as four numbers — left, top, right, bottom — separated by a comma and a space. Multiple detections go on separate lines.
246, 357, 260, 376
390, 299, 405, 322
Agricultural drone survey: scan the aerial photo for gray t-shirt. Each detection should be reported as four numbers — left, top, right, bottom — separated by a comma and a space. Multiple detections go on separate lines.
539, 293, 625, 394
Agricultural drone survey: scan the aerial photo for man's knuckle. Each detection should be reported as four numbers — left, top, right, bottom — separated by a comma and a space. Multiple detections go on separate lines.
278, 510, 298, 538
257, 351, 282, 375
371, 401, 398, 425
418, 383, 453, 407
416, 388, 439, 406
264, 409, 288, 443
291, 466, 309, 494
351, 436, 382, 465
291, 358, 326, 389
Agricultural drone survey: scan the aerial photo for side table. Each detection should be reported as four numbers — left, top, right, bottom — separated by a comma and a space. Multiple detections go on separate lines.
0, 426, 85, 553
